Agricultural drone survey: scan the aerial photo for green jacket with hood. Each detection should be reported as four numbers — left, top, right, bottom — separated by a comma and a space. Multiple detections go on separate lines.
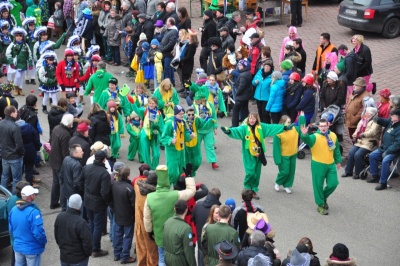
26, 0, 42, 26
84, 69, 114, 103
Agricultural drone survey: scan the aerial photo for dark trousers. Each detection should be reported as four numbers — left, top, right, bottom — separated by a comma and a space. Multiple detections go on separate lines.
86, 208, 107, 252
256, 100, 270, 123
23, 159, 35, 185
199, 46, 210, 72
287, 108, 298, 124
270, 111, 282, 124
232, 100, 249, 127
345, 146, 370, 176
102, 36, 112, 61
95, 34, 104, 56
290, 0, 303, 26
50, 168, 61, 207
111, 46, 121, 65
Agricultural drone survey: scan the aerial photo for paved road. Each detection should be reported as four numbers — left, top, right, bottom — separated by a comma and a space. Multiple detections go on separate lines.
1, 1, 400, 265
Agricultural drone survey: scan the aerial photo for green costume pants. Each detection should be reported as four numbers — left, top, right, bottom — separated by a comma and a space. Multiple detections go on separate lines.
198, 131, 217, 163
311, 160, 339, 206
110, 133, 121, 159
185, 145, 202, 177
140, 132, 160, 170
243, 155, 262, 192
165, 147, 185, 185
275, 155, 297, 188
128, 137, 143, 162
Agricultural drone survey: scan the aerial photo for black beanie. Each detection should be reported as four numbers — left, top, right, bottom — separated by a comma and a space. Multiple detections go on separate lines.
332, 243, 349, 261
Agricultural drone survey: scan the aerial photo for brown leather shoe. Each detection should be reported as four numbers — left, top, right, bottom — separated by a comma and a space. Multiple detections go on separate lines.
18, 88, 25, 96
121, 257, 136, 264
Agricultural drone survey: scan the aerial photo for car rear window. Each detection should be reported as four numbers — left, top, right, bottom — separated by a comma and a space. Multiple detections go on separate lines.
353, 0, 373, 6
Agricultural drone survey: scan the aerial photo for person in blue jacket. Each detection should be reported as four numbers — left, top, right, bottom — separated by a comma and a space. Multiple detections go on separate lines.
296, 75, 316, 125
252, 60, 273, 124
280, 59, 293, 86
284, 72, 303, 122
266, 71, 286, 124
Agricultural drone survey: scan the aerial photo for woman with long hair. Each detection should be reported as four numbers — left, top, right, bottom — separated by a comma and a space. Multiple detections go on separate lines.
88, 103, 111, 145
177, 7, 191, 31
152, 78, 179, 119
179, 29, 198, 94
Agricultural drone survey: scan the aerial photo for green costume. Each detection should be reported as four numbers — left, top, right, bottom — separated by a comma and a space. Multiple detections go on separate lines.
201, 222, 240, 266
163, 215, 196, 266
185, 115, 214, 176
6, 42, 33, 70
109, 112, 124, 158
84, 69, 113, 103
98, 88, 121, 110
131, 103, 164, 170
223, 122, 284, 192
144, 166, 196, 247
26, 0, 41, 26
160, 116, 192, 185
10, 1, 23, 26
190, 82, 227, 116
300, 130, 342, 207
126, 119, 143, 162
272, 116, 305, 188
152, 87, 179, 119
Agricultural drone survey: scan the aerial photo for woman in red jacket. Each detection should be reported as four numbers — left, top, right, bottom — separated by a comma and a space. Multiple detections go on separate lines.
56, 48, 80, 98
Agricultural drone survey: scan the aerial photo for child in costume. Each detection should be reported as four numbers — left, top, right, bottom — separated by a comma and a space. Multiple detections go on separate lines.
98, 77, 120, 110
204, 74, 227, 117
126, 110, 143, 162
55, 48, 80, 99
107, 99, 125, 160
221, 112, 288, 199
0, 21, 11, 78
37, 50, 59, 113
273, 113, 305, 194
83, 45, 100, 71
140, 41, 150, 86
6, 27, 33, 96
160, 105, 195, 185
132, 83, 150, 108
22, 17, 37, 85
184, 107, 215, 177
130, 96, 164, 170
26, 0, 41, 26
84, 61, 114, 104
72, 47, 85, 104
0, 2, 16, 30
152, 78, 179, 120
33, 25, 66, 66
147, 39, 162, 88
79, 54, 100, 105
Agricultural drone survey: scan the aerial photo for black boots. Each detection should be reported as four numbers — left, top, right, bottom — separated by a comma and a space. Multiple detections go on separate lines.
367, 175, 380, 183
42, 105, 48, 114
375, 183, 387, 190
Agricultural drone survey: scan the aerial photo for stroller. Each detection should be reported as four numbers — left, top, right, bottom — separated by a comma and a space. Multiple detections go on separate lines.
297, 104, 344, 159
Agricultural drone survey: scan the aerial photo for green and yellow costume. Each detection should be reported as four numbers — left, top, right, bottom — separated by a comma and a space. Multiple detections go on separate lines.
126, 118, 143, 162
152, 87, 179, 119
109, 112, 124, 159
190, 82, 227, 116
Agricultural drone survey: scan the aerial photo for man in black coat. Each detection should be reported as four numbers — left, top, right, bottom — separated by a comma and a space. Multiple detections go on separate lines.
237, 230, 276, 266
138, 13, 155, 42
215, 8, 229, 32
164, 2, 180, 25
159, 17, 178, 86
199, 9, 216, 72
60, 144, 84, 211
294, 38, 307, 77
110, 167, 136, 263
49, 114, 73, 209
69, 122, 91, 165
19, 95, 39, 132
232, 59, 253, 127
224, 11, 242, 42
206, 37, 225, 77
83, 150, 111, 257
0, 83, 18, 119
54, 194, 93, 266
192, 188, 221, 266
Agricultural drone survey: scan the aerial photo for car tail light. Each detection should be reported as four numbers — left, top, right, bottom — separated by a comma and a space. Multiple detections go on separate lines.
364, 9, 375, 19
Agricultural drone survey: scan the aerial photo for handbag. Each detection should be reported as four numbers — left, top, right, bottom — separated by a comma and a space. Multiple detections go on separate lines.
144, 63, 154, 79
135, 66, 145, 83
131, 54, 139, 71
212, 52, 226, 82
47, 16, 55, 29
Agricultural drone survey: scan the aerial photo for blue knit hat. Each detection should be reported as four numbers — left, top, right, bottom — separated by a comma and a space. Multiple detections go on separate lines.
151, 39, 160, 46
225, 198, 236, 212
142, 42, 150, 51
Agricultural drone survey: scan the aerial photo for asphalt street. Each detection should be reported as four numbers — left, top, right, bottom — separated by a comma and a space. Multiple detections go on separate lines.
1, 1, 400, 265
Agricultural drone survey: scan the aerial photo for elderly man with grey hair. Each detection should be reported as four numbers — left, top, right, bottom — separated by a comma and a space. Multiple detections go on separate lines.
49, 114, 74, 209
165, 2, 180, 25
55, 194, 93, 266
237, 230, 277, 266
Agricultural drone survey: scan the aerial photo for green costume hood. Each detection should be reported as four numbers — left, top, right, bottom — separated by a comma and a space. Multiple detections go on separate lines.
155, 165, 171, 190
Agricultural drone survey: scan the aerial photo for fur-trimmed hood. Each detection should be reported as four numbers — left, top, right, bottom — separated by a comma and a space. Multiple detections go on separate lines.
137, 179, 156, 195
326, 257, 356, 266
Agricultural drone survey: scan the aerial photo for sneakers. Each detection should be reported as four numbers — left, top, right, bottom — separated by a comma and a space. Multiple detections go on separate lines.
121, 257, 136, 264
211, 163, 219, 169
31, 79, 36, 85
274, 184, 280, 192
92, 249, 109, 258
284, 187, 292, 194
317, 205, 328, 215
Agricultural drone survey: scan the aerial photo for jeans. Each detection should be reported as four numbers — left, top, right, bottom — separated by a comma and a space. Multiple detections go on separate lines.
65, 17, 75, 35
61, 257, 89, 266
102, 36, 112, 61
108, 207, 114, 242
163, 57, 175, 85
345, 146, 370, 175
232, 100, 249, 127
51, 168, 61, 207
1, 158, 23, 194
113, 223, 133, 261
157, 246, 166, 266
111, 46, 121, 65
14, 252, 42, 266
369, 149, 398, 184
86, 208, 106, 252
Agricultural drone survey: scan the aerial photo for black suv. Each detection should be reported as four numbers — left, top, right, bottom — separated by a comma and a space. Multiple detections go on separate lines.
338, 0, 400, 38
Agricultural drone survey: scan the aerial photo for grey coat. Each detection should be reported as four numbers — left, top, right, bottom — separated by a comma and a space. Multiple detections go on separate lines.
146, 0, 158, 18
104, 15, 122, 47
98, 9, 110, 34
159, 26, 178, 58
121, 6, 133, 28
134, 0, 147, 14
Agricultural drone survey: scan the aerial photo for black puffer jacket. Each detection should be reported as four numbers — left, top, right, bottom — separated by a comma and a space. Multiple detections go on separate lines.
237, 246, 275, 266
0, 116, 25, 160
69, 133, 91, 165
354, 43, 373, 77
54, 208, 93, 264
60, 155, 84, 201
343, 51, 358, 85
48, 105, 67, 136
111, 179, 135, 226
192, 194, 221, 249
49, 124, 72, 170
141, 19, 155, 41
216, 16, 229, 32
236, 64, 253, 101
89, 111, 111, 146
19, 105, 38, 133
83, 161, 111, 212
224, 18, 241, 42
201, 17, 216, 47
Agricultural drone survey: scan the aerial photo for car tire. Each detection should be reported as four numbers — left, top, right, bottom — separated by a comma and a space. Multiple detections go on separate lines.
382, 18, 400, 38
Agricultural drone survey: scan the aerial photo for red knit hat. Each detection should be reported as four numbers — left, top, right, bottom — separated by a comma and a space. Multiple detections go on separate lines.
107, 100, 117, 109
64, 48, 74, 57
76, 122, 89, 133
379, 88, 391, 99
91, 55, 101, 61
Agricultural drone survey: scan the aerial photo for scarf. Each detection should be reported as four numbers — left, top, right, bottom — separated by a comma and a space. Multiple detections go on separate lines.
262, 69, 272, 79
66, 59, 74, 78
185, 117, 197, 147
322, 130, 335, 150
109, 111, 119, 133
131, 119, 140, 127
173, 117, 185, 151
352, 86, 366, 96
356, 116, 370, 138
0, 33, 11, 45
250, 124, 267, 165
195, 103, 211, 121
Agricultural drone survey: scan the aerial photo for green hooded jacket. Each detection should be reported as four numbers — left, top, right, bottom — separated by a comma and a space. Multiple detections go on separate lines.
84, 69, 114, 103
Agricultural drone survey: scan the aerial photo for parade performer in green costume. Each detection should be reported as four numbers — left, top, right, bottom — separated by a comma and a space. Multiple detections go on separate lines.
160, 105, 195, 185
107, 100, 125, 160
152, 78, 179, 119
184, 107, 215, 177
144, 165, 196, 266
221, 112, 288, 199
131, 96, 164, 170
273, 113, 305, 194
300, 118, 342, 215
126, 110, 143, 162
